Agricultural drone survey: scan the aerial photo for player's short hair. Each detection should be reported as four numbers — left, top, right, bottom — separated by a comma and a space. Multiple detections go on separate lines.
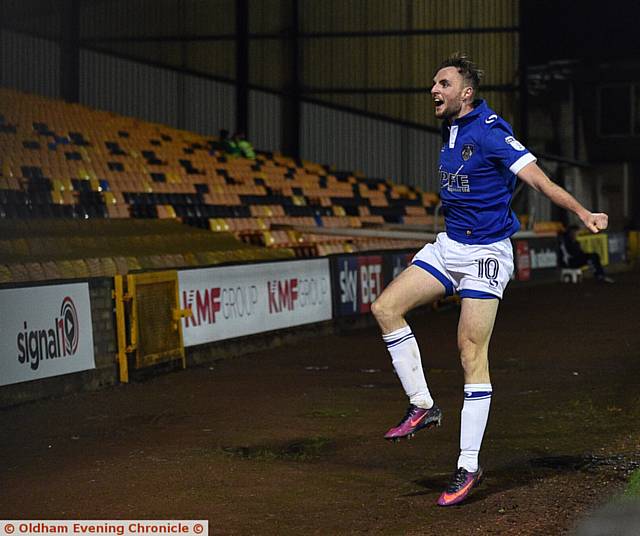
437, 52, 483, 93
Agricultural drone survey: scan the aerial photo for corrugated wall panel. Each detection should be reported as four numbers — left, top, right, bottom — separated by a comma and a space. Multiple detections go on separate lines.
301, 0, 407, 32
182, 74, 236, 137
403, 128, 443, 192
302, 32, 518, 128
0, 30, 60, 98
79, 0, 236, 79
249, 90, 281, 152
301, 102, 441, 192
249, 0, 287, 33
302, 103, 388, 178
184, 41, 236, 80
300, 0, 519, 128
79, 0, 234, 41
249, 39, 287, 89
79, 50, 179, 127
81, 49, 237, 136
1, 0, 62, 40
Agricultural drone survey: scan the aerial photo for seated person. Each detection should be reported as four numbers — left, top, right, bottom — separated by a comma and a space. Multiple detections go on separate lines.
209, 129, 241, 157
559, 224, 614, 283
234, 131, 256, 159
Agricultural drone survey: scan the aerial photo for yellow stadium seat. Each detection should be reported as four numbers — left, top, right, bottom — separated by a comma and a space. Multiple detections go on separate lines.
55, 260, 77, 279
0, 264, 12, 283
69, 259, 90, 278
8, 263, 30, 282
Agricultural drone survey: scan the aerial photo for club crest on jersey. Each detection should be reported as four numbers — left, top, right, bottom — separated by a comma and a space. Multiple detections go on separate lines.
461, 144, 474, 161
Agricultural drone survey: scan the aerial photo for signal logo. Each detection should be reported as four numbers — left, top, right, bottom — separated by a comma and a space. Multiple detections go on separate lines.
16, 296, 80, 370
60, 296, 79, 355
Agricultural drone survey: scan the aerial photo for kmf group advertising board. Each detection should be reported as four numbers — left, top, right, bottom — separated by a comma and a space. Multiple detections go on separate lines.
178, 259, 332, 346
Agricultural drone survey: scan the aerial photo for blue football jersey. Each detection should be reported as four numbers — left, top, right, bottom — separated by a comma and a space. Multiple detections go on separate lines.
438, 100, 536, 245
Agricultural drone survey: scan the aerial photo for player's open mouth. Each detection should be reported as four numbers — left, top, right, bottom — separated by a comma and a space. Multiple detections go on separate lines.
434, 98, 444, 109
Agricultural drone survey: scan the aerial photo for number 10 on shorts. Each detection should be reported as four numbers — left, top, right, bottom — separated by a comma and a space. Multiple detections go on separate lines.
476, 258, 499, 287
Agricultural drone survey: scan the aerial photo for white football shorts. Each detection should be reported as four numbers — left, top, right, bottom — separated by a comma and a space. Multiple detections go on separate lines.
412, 232, 514, 299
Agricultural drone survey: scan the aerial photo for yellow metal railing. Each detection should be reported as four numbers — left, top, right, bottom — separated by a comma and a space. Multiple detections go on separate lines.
577, 233, 609, 266
113, 271, 190, 383
628, 231, 640, 262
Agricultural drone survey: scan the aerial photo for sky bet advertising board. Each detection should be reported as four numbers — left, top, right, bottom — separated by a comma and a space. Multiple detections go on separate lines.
333, 254, 386, 316
388, 251, 415, 280
0, 283, 96, 386
332, 251, 419, 317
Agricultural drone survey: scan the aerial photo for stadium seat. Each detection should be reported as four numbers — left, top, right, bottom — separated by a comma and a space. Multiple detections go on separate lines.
0, 87, 439, 281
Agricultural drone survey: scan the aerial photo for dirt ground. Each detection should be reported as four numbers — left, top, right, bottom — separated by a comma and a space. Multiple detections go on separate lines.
2, 271, 640, 535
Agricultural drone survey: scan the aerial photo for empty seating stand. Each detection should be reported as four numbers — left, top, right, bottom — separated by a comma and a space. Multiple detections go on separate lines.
0, 219, 293, 284
0, 87, 439, 281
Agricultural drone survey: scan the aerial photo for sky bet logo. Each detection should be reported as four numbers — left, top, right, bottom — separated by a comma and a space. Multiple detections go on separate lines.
16, 296, 79, 370
338, 256, 383, 315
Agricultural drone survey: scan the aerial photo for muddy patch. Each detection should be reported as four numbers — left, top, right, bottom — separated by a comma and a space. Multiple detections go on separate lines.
531, 453, 640, 477
220, 436, 336, 461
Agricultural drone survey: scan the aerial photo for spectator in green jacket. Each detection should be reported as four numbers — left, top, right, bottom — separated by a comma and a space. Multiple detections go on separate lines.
234, 131, 256, 159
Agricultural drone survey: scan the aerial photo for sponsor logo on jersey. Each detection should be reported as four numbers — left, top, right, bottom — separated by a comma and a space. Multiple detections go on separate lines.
505, 135, 525, 151
440, 165, 470, 193
461, 144, 475, 161
485, 114, 498, 124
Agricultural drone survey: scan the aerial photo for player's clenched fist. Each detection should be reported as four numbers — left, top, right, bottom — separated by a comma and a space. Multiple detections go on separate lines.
582, 212, 608, 233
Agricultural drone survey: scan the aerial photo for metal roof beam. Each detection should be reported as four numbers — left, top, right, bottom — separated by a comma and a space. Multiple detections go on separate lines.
80, 26, 519, 45
302, 85, 518, 95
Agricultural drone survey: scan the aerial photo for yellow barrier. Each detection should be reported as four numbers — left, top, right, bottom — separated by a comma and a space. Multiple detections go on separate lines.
577, 233, 609, 266
113, 271, 190, 383
628, 231, 640, 262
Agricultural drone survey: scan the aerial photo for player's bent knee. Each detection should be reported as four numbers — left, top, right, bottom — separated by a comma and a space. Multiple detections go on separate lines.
371, 298, 390, 321
371, 297, 402, 329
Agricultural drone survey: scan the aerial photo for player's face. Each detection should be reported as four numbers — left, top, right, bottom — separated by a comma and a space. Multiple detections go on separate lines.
431, 67, 471, 120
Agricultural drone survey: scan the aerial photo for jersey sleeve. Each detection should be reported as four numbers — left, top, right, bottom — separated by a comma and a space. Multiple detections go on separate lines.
484, 124, 536, 175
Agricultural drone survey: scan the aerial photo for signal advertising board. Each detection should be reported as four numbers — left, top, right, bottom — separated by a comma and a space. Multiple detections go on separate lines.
178, 259, 332, 346
0, 283, 95, 386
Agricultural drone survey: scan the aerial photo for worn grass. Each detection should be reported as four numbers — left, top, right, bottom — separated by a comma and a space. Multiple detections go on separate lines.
625, 468, 640, 497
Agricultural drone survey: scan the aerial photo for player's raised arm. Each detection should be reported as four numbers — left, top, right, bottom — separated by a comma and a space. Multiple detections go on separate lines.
516, 161, 609, 234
